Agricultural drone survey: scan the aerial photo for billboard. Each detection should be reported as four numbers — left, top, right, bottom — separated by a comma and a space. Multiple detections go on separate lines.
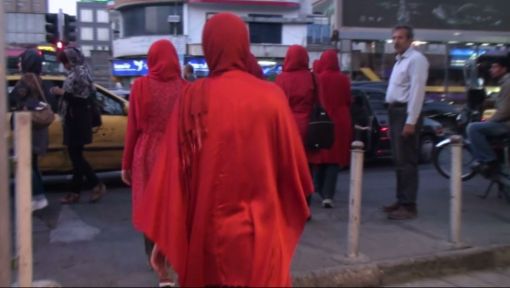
343, 0, 510, 31
112, 59, 148, 76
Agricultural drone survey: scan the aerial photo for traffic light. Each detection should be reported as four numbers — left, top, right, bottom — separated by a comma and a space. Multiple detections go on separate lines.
45, 13, 59, 44
63, 14, 77, 44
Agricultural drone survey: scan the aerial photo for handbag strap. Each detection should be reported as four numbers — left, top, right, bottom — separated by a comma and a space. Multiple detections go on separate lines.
28, 73, 48, 103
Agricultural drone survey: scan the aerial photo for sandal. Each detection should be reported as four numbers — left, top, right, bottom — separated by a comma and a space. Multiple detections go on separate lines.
90, 183, 106, 203
60, 193, 80, 204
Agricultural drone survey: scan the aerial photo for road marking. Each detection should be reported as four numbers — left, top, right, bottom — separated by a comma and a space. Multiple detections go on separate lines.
49, 206, 100, 243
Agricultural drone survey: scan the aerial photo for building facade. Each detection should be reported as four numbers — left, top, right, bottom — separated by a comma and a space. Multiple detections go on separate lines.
313, 0, 510, 84
111, 0, 316, 87
77, 0, 112, 57
4, 0, 47, 45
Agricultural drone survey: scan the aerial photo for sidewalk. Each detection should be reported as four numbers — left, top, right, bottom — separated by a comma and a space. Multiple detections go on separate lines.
26, 163, 510, 287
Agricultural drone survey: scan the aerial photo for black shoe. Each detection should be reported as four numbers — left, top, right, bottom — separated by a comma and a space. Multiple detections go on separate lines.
480, 161, 499, 178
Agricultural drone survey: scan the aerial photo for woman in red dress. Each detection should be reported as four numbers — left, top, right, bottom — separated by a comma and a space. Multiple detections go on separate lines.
121, 39, 185, 286
308, 49, 352, 208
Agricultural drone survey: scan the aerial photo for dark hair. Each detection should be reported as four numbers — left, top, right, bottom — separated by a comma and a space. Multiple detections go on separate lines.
493, 57, 510, 70
57, 51, 69, 64
393, 25, 414, 39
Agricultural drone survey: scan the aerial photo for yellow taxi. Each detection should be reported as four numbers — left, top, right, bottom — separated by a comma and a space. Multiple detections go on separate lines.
7, 74, 129, 173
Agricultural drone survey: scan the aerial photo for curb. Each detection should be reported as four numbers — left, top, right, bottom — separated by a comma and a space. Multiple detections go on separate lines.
292, 244, 510, 287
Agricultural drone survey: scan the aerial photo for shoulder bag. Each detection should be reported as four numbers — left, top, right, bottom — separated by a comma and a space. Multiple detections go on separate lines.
305, 72, 335, 150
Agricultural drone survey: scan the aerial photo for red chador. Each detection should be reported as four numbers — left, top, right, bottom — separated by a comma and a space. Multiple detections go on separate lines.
122, 39, 185, 231
308, 50, 353, 167
141, 13, 313, 287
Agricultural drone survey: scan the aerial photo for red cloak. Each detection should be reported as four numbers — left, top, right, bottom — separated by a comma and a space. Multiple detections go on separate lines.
308, 49, 352, 166
142, 13, 312, 287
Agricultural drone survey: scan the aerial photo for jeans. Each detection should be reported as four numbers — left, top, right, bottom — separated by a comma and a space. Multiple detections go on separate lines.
313, 164, 339, 200
467, 121, 510, 163
32, 154, 45, 196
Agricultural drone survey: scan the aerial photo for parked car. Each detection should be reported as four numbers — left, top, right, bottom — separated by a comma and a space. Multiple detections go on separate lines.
7, 74, 129, 173
351, 87, 445, 162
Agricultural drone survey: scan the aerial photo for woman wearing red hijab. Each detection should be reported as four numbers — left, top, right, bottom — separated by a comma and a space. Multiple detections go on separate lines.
121, 39, 185, 285
313, 59, 323, 75
142, 13, 312, 287
308, 49, 352, 208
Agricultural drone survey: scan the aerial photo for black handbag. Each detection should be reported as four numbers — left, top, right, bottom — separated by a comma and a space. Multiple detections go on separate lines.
88, 91, 102, 128
305, 72, 335, 150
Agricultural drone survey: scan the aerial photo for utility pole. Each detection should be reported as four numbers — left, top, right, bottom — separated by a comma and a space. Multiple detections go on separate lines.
0, 1, 12, 285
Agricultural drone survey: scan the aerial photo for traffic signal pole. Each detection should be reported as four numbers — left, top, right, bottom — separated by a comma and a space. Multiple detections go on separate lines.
0, 1, 12, 286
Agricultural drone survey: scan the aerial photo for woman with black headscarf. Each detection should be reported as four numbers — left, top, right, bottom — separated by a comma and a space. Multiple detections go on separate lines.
51, 47, 106, 204
9, 48, 53, 211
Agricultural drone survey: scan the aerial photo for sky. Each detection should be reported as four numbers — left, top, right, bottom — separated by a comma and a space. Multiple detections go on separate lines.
49, 0, 78, 15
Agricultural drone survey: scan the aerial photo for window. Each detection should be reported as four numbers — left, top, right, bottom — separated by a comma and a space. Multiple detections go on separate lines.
80, 27, 94, 41
81, 45, 94, 57
249, 22, 282, 44
123, 4, 183, 37
80, 9, 93, 22
96, 10, 109, 23
97, 28, 110, 41
94, 89, 124, 115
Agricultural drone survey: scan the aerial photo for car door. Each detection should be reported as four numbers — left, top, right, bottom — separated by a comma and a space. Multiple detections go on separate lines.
83, 85, 128, 171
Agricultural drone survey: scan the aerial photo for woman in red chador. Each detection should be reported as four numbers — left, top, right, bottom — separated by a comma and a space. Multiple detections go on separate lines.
308, 49, 352, 208
121, 39, 185, 284
142, 13, 313, 287
276, 45, 315, 142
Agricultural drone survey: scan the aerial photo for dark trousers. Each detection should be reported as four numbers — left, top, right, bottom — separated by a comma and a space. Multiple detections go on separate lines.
67, 145, 99, 194
32, 154, 45, 196
144, 235, 154, 258
388, 106, 422, 206
314, 164, 339, 200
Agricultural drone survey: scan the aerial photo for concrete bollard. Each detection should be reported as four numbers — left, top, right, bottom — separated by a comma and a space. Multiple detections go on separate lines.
449, 135, 463, 247
15, 112, 33, 287
347, 141, 365, 259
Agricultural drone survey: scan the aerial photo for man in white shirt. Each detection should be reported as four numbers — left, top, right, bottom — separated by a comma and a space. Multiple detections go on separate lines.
383, 25, 429, 220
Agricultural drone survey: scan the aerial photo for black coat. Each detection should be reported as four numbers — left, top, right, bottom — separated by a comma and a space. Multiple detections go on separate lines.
62, 92, 93, 147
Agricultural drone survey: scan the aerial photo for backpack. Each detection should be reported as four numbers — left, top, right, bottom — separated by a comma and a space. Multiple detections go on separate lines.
305, 72, 335, 150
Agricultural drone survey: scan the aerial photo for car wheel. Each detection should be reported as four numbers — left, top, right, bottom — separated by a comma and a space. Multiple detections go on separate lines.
420, 135, 434, 163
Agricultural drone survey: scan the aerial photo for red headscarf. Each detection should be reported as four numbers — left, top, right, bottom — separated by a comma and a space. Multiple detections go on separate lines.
203, 13, 248, 76
143, 12, 312, 287
147, 39, 181, 81
276, 45, 315, 141
246, 52, 264, 79
283, 45, 309, 72
312, 59, 323, 74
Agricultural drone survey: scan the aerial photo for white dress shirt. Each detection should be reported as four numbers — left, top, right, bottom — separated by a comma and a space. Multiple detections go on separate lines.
386, 47, 429, 125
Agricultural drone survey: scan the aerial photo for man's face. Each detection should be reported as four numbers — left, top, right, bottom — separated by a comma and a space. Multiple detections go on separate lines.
490, 63, 507, 79
392, 28, 413, 55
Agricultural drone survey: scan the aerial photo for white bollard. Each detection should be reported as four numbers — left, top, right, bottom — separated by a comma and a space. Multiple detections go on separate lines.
15, 112, 33, 287
347, 141, 365, 259
449, 135, 463, 246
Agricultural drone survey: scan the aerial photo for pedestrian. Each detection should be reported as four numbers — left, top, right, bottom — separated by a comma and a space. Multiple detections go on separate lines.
141, 13, 313, 287
308, 49, 352, 208
275, 45, 315, 207
50, 47, 106, 204
121, 39, 185, 287
9, 48, 54, 211
383, 25, 429, 220
312, 59, 323, 75
183, 64, 196, 82
468, 57, 510, 177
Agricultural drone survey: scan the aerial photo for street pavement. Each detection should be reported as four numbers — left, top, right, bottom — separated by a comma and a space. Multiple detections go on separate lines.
13, 161, 510, 286
389, 267, 510, 287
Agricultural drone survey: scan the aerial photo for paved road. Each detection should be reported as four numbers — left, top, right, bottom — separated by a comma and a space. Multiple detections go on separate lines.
13, 160, 510, 286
